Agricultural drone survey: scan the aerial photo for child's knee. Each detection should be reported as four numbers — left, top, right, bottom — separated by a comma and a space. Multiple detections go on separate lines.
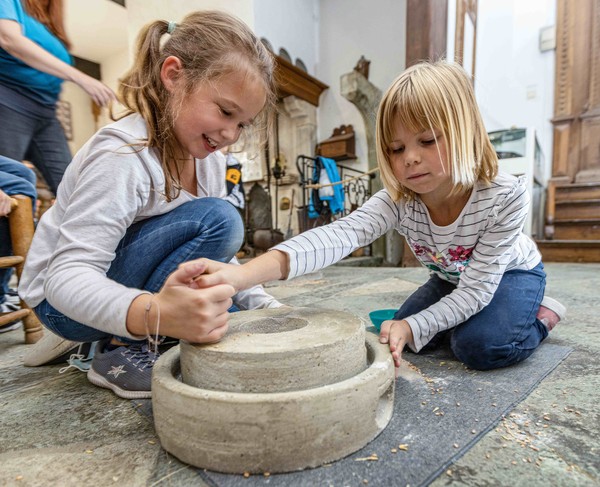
194, 198, 244, 251
450, 332, 509, 371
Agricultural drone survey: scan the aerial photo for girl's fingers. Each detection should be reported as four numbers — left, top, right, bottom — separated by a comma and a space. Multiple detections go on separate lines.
379, 320, 393, 344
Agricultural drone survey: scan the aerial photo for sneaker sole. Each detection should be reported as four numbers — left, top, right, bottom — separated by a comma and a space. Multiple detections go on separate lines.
87, 367, 152, 399
0, 321, 22, 333
23, 333, 80, 366
540, 296, 567, 321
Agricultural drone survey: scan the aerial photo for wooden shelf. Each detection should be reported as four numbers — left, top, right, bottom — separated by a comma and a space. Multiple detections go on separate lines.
274, 55, 328, 107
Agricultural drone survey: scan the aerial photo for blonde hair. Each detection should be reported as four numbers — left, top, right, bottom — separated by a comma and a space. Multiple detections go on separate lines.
118, 10, 276, 201
376, 61, 498, 201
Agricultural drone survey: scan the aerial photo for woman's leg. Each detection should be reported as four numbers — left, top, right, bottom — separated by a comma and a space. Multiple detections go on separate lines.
25, 116, 72, 194
394, 274, 456, 350
0, 105, 36, 164
34, 198, 243, 341
450, 263, 547, 370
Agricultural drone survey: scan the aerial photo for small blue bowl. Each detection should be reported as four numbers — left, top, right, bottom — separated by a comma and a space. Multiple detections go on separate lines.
368, 309, 397, 331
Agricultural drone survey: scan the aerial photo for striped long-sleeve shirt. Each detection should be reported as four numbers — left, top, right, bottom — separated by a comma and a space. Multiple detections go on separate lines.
272, 172, 541, 351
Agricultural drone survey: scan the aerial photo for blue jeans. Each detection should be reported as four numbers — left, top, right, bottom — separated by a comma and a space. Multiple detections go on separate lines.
394, 263, 548, 370
34, 198, 244, 342
0, 156, 37, 303
0, 102, 71, 194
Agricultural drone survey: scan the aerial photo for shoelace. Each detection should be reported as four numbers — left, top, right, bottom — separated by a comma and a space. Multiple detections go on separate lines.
59, 342, 97, 374
126, 345, 160, 370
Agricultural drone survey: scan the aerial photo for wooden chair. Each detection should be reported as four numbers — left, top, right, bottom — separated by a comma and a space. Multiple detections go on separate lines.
0, 195, 43, 344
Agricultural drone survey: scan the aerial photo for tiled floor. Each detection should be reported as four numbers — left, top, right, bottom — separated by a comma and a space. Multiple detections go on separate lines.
1, 262, 598, 486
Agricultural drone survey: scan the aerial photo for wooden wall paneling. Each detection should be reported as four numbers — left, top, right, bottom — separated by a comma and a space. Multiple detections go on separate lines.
577, 0, 600, 181
453, 0, 477, 79
552, 0, 575, 179
552, 121, 571, 178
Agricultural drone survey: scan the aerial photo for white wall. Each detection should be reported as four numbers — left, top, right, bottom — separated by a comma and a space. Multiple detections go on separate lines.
253, 0, 319, 75
473, 0, 556, 181
317, 0, 407, 171
126, 0, 256, 58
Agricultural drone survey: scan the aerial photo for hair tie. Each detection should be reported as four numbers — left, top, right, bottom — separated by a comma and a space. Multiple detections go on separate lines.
167, 21, 177, 34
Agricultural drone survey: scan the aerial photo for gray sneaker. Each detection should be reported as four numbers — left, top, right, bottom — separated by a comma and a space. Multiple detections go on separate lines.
87, 341, 158, 399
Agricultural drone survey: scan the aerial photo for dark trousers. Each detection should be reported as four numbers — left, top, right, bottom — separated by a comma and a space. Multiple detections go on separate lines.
395, 263, 548, 370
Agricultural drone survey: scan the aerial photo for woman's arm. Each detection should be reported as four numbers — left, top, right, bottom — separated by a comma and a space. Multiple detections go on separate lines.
0, 19, 116, 106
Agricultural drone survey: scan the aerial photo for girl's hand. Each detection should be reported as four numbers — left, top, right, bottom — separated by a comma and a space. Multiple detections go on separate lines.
379, 319, 414, 368
128, 260, 236, 343
189, 258, 251, 292
0, 190, 13, 217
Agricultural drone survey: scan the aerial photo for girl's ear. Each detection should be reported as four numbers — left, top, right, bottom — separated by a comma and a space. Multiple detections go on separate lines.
160, 56, 184, 93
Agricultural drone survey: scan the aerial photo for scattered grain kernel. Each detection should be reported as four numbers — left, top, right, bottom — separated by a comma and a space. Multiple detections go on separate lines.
148, 440, 156, 445
485, 453, 491, 459
85, 450, 93, 454
446, 469, 452, 476
453, 443, 459, 449
492, 403, 497, 407
398, 444, 409, 451
243, 472, 250, 478
263, 472, 270, 477
363, 480, 369, 485
391, 448, 398, 453
471, 429, 476, 434
15, 476, 23, 481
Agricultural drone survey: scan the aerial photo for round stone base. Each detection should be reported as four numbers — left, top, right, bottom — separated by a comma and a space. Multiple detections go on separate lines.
152, 333, 395, 474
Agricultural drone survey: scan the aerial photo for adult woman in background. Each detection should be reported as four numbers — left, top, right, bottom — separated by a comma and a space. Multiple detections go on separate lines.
0, 0, 116, 194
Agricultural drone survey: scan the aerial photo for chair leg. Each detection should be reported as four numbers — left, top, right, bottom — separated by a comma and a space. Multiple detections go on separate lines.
8, 195, 43, 344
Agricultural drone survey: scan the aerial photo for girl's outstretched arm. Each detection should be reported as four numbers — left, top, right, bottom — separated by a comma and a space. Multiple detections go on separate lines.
191, 250, 291, 292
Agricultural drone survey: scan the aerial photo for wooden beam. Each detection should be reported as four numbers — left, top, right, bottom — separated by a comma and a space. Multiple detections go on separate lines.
274, 54, 328, 107
406, 0, 448, 67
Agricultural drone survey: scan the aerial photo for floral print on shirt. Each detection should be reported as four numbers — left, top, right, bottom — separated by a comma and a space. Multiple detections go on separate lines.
409, 242, 474, 280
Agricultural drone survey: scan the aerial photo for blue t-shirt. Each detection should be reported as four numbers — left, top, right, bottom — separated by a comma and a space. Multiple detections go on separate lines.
0, 0, 72, 106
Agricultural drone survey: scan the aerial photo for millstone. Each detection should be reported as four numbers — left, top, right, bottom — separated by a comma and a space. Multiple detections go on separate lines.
180, 307, 367, 393
152, 308, 395, 474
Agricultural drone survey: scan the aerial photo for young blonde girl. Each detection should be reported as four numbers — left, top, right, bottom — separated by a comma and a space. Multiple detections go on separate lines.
195, 60, 566, 371
20, 11, 282, 398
